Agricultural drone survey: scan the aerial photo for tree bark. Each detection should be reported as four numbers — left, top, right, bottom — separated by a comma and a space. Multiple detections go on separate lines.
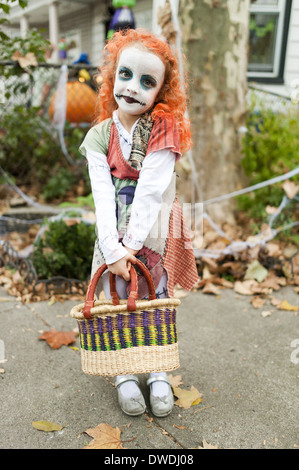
178, 0, 249, 224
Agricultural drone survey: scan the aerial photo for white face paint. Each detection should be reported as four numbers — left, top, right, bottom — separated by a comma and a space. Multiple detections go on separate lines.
113, 46, 165, 116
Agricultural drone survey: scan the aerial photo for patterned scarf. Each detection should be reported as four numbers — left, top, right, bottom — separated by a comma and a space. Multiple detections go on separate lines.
128, 112, 154, 171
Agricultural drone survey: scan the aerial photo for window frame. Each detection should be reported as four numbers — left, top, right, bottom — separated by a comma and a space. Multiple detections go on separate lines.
248, 0, 292, 84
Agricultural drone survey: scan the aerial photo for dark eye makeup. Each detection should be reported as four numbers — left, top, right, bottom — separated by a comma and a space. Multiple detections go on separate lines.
141, 75, 157, 89
118, 67, 132, 80
117, 67, 158, 90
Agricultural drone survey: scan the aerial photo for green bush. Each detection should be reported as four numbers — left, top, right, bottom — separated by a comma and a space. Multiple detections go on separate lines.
0, 106, 90, 200
239, 93, 299, 222
42, 167, 75, 201
32, 219, 96, 281
0, 28, 50, 98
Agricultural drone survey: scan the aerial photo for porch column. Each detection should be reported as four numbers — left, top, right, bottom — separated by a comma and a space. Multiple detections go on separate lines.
20, 14, 29, 38
49, 1, 59, 62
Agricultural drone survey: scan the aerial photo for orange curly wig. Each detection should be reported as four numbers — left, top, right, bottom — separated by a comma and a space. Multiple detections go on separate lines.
95, 28, 192, 153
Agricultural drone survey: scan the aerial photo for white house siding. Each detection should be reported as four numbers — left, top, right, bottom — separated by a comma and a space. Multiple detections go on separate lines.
133, 0, 153, 31
59, 6, 93, 64
284, 0, 299, 86
90, 3, 107, 66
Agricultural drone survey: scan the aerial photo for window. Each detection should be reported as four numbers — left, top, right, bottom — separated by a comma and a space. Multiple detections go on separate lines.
248, 0, 292, 83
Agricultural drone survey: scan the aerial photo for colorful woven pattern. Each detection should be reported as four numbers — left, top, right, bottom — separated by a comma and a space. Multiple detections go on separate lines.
78, 308, 177, 352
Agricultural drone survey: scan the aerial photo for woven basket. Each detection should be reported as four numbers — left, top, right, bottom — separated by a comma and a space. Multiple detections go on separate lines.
70, 259, 181, 376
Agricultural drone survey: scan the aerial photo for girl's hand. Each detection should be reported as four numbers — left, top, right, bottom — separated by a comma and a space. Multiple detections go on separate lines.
124, 246, 138, 257
123, 246, 139, 272
107, 251, 137, 282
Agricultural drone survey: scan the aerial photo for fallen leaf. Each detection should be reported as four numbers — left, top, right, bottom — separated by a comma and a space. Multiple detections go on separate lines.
265, 242, 281, 257
12, 50, 38, 68
173, 287, 189, 298
197, 439, 219, 449
173, 385, 203, 410
39, 329, 77, 349
202, 282, 220, 295
283, 245, 298, 258
261, 310, 273, 317
265, 205, 278, 215
251, 296, 266, 308
84, 423, 124, 449
48, 295, 56, 306
169, 374, 183, 388
12, 271, 24, 284
278, 300, 299, 312
282, 180, 299, 199
270, 296, 282, 307
260, 275, 286, 291
173, 424, 186, 430
203, 266, 213, 280
234, 280, 258, 295
32, 420, 63, 432
244, 260, 268, 283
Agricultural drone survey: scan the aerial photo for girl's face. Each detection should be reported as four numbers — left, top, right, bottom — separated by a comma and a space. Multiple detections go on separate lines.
113, 46, 165, 116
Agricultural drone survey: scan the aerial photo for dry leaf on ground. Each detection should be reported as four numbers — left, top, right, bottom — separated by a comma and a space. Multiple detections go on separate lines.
173, 287, 189, 298
244, 260, 268, 283
260, 274, 286, 291
39, 329, 77, 349
202, 282, 220, 295
173, 424, 186, 430
250, 296, 266, 308
168, 374, 183, 388
197, 439, 219, 449
270, 297, 282, 307
173, 385, 203, 409
261, 310, 273, 317
234, 280, 258, 295
282, 180, 299, 199
84, 423, 124, 449
251, 296, 266, 308
278, 300, 299, 312
32, 420, 63, 432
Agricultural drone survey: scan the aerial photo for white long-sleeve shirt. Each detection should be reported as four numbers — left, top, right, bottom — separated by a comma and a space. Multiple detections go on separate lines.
86, 110, 176, 265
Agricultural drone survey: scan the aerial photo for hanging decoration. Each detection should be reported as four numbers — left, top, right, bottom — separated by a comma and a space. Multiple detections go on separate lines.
58, 38, 67, 60
107, 0, 136, 39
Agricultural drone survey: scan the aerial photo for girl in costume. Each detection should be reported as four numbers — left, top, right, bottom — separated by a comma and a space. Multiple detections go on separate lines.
79, 28, 199, 417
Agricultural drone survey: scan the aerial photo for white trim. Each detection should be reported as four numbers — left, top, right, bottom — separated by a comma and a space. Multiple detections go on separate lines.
248, 0, 288, 78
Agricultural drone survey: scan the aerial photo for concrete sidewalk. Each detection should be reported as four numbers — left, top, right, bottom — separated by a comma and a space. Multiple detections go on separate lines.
0, 284, 298, 450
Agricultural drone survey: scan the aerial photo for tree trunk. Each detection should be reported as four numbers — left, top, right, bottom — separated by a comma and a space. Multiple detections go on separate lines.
178, 0, 249, 224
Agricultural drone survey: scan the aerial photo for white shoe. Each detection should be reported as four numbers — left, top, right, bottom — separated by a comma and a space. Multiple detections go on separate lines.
115, 375, 146, 417
147, 374, 174, 417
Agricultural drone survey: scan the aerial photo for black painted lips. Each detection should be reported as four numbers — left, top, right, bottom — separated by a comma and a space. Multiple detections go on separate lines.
123, 95, 139, 104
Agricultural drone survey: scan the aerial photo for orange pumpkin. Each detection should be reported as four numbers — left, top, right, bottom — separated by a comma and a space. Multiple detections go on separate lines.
49, 81, 97, 124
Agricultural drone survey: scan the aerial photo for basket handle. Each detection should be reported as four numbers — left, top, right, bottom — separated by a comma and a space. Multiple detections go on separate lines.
82, 259, 156, 319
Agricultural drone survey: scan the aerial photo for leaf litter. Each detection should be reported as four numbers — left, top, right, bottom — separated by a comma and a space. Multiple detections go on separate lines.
1, 188, 298, 450
169, 374, 203, 410
83, 423, 124, 449
39, 329, 77, 349
32, 420, 64, 432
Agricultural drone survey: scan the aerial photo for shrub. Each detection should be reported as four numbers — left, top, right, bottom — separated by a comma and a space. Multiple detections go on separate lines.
239, 93, 299, 222
0, 106, 90, 200
32, 219, 96, 281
